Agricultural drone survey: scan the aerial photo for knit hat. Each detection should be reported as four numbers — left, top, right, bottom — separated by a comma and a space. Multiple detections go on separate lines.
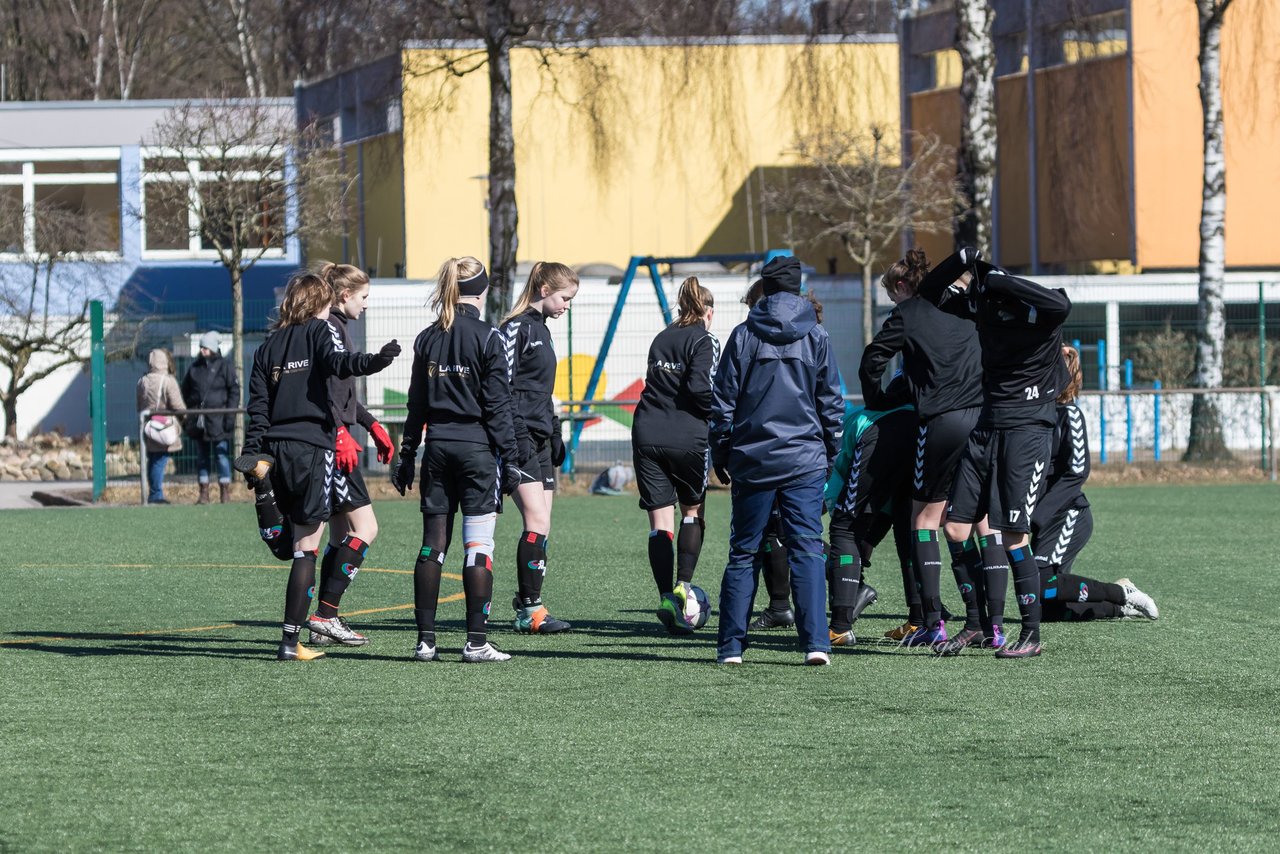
199, 331, 221, 352
760, 256, 802, 295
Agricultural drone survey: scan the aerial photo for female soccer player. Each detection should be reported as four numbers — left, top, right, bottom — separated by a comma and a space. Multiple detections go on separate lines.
920, 249, 1073, 658
711, 255, 844, 666
302, 263, 399, 648
631, 277, 719, 633
1032, 346, 1158, 621
860, 249, 996, 649
393, 257, 522, 663
501, 262, 579, 635
241, 271, 400, 661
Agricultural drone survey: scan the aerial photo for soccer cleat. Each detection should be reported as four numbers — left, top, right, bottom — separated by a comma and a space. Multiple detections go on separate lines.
306, 615, 370, 646
512, 599, 572, 634
413, 640, 440, 662
829, 628, 857, 647
884, 621, 920, 641
277, 641, 325, 661
934, 627, 983, 657
307, 630, 335, 647
673, 581, 701, 625
985, 625, 1007, 649
849, 583, 878, 623
657, 593, 694, 635
994, 637, 1042, 659
1116, 578, 1159, 619
749, 606, 795, 630
718, 655, 744, 665
233, 452, 274, 483
804, 651, 831, 666
461, 641, 512, 663
903, 621, 948, 648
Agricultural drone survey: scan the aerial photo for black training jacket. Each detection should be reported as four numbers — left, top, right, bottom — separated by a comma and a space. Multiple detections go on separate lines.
1031, 402, 1091, 532
501, 307, 557, 444
859, 296, 983, 421
632, 322, 720, 451
919, 259, 1071, 425
181, 351, 239, 441
399, 304, 519, 462
244, 317, 387, 453
326, 310, 376, 431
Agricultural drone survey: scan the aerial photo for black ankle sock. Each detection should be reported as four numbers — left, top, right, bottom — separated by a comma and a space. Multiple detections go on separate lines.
947, 537, 985, 632
516, 531, 547, 606
676, 517, 704, 584
282, 549, 318, 643
1008, 544, 1041, 643
912, 529, 943, 626
315, 535, 368, 618
761, 535, 791, 611
979, 533, 1008, 632
463, 553, 494, 646
414, 545, 444, 638
828, 552, 861, 633
648, 530, 674, 594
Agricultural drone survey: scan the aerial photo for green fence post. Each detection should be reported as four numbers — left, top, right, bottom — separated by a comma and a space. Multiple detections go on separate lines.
90, 300, 107, 501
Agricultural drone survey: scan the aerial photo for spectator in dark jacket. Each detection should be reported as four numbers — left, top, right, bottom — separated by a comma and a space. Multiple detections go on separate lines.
181, 331, 240, 504
710, 255, 844, 665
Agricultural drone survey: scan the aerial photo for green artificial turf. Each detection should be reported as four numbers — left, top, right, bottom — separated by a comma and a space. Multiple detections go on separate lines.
1, 484, 1278, 851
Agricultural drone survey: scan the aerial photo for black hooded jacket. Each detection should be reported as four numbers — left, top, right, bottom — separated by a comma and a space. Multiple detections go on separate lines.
326, 310, 376, 432
181, 350, 239, 441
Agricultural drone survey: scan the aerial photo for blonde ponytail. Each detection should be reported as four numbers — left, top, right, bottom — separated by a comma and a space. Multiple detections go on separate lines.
317, 261, 369, 304
432, 256, 484, 331
503, 261, 579, 325
676, 276, 714, 327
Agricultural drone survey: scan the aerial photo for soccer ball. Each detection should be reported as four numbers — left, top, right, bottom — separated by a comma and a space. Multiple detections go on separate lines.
686, 585, 711, 630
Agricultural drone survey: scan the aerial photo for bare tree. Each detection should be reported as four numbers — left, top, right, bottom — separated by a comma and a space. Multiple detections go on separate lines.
1185, 0, 1235, 461
0, 197, 112, 439
141, 99, 353, 449
953, 0, 996, 250
766, 125, 963, 341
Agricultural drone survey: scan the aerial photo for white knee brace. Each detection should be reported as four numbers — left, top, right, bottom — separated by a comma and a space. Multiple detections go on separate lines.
462, 513, 497, 566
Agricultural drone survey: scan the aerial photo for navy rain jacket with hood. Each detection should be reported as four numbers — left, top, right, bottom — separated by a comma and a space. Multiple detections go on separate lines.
710, 291, 844, 488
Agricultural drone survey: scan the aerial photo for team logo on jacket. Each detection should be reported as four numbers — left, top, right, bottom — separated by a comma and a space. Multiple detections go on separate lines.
655, 360, 684, 373
427, 361, 471, 379
270, 367, 282, 385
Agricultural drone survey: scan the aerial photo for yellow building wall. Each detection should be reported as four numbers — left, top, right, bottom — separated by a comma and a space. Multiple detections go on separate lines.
399, 41, 900, 276
1132, 0, 1280, 268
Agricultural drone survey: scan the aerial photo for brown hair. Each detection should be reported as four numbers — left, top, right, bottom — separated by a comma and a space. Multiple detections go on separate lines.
806, 290, 824, 324
742, 279, 765, 308
503, 261, 579, 325
880, 248, 930, 297
319, 262, 370, 303
676, 276, 714, 326
433, 256, 486, 332
272, 272, 332, 329
1059, 345, 1083, 403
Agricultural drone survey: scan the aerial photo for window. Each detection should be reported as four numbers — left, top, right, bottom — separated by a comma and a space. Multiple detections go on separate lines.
0, 148, 121, 256
0, 186, 21, 252
143, 182, 191, 251
1052, 11, 1128, 66
33, 184, 120, 253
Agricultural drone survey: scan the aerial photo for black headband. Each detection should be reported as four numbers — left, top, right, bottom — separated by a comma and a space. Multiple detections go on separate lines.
458, 268, 489, 297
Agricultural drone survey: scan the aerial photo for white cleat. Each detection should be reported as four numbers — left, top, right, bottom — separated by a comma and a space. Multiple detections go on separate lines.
413, 640, 440, 662
1116, 578, 1159, 619
461, 641, 511, 663
804, 651, 832, 666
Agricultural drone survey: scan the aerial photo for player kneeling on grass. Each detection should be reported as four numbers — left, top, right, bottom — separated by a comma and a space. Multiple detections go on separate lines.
240, 271, 400, 661
823, 384, 916, 647
631, 276, 720, 633
710, 256, 844, 666
393, 257, 522, 663
918, 249, 1072, 659
301, 263, 399, 649
1031, 345, 1158, 622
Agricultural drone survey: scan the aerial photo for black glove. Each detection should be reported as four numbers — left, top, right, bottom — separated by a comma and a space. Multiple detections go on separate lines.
550, 431, 566, 467
713, 464, 731, 486
515, 433, 535, 467
501, 463, 525, 495
371, 339, 401, 369
392, 453, 416, 496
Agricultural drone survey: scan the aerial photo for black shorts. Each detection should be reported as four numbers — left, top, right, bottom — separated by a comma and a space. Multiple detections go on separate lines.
913, 406, 979, 503
832, 409, 916, 519
633, 445, 708, 510
421, 440, 501, 516
331, 462, 372, 514
1033, 502, 1093, 573
515, 437, 556, 491
946, 424, 1053, 533
268, 439, 335, 526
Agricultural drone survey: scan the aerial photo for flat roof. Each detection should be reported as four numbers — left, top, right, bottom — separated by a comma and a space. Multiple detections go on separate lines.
0, 99, 293, 149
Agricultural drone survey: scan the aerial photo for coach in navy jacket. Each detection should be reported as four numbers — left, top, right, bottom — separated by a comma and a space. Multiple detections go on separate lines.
709, 255, 844, 664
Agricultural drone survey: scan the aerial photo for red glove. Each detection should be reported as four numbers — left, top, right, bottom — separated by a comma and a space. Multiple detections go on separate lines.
369, 420, 395, 464
335, 425, 361, 473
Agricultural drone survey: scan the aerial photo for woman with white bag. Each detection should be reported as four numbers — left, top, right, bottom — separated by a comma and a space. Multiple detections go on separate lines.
137, 348, 186, 504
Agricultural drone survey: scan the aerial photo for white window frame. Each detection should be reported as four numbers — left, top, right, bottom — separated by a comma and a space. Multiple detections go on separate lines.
139, 145, 288, 261
0, 147, 123, 261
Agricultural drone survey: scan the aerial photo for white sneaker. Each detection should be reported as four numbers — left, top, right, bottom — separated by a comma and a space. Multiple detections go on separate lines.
805, 651, 831, 666
1116, 579, 1159, 619
461, 641, 511, 663
306, 615, 369, 646
718, 655, 743, 665
413, 640, 440, 662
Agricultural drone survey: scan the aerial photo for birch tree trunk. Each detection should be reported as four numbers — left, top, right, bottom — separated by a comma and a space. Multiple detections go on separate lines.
953, 0, 997, 251
1185, 0, 1233, 461
485, 0, 518, 322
